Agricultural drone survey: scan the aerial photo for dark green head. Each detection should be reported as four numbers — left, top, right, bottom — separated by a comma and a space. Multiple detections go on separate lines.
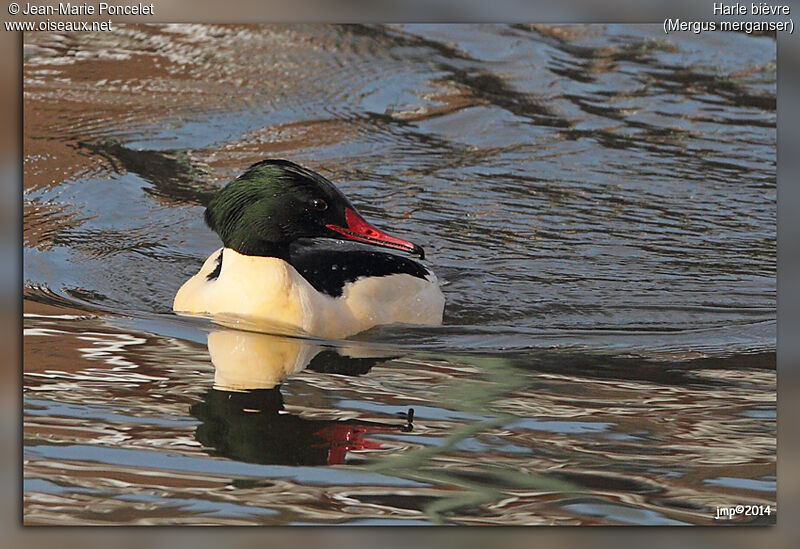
205, 159, 424, 259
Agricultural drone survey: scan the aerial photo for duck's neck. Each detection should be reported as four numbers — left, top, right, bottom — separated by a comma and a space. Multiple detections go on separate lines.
232, 238, 291, 261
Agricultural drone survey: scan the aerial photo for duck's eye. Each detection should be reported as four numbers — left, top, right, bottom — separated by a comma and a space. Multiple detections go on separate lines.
310, 198, 328, 212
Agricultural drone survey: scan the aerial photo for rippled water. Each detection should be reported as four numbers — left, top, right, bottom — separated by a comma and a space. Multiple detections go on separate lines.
23, 24, 776, 525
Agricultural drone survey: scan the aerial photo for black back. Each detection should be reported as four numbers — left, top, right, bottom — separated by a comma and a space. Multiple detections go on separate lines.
204, 245, 430, 298
288, 248, 430, 298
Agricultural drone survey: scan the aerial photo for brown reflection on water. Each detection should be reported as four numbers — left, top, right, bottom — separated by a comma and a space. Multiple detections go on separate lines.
24, 24, 375, 198
24, 308, 774, 525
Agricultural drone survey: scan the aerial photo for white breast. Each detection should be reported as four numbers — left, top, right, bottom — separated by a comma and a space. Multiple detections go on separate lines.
173, 248, 445, 339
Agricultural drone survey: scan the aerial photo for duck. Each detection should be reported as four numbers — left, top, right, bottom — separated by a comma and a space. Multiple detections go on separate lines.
173, 159, 445, 339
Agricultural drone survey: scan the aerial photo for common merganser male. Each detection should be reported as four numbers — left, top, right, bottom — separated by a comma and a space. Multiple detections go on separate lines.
173, 159, 445, 338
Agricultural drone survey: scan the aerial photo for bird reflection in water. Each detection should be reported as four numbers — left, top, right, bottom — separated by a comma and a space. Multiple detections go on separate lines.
190, 328, 414, 466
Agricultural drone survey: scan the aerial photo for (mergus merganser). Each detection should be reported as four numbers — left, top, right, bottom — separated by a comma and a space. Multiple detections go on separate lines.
173, 159, 445, 338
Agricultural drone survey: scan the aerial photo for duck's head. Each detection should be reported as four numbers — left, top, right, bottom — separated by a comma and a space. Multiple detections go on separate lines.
204, 160, 424, 259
